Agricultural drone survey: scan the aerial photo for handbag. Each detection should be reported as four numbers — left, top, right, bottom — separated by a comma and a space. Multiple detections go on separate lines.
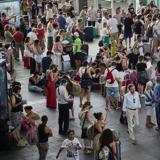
81, 112, 88, 139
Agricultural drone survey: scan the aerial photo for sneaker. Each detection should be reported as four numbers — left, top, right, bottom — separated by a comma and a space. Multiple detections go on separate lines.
140, 94, 145, 98
155, 127, 160, 132
130, 139, 137, 145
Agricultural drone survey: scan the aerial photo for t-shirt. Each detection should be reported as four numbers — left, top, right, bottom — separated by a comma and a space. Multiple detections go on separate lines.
56, 85, 68, 104
134, 20, 143, 35
73, 38, 81, 53
61, 138, 82, 160
136, 63, 147, 72
127, 53, 138, 69
27, 32, 37, 43
124, 17, 134, 33
107, 18, 118, 33
13, 31, 24, 43
104, 67, 119, 87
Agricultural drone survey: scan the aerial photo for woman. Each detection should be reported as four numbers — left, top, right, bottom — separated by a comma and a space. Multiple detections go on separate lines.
24, 106, 40, 126
93, 112, 107, 160
24, 37, 32, 69
32, 39, 43, 73
46, 64, 58, 109
53, 36, 63, 71
75, 19, 85, 42
79, 102, 94, 154
37, 23, 45, 50
11, 85, 24, 128
4, 25, 13, 44
136, 56, 148, 97
144, 81, 156, 128
101, 22, 110, 46
98, 129, 117, 160
79, 61, 92, 107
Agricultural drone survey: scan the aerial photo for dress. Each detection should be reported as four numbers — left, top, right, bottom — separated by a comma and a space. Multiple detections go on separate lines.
46, 72, 57, 108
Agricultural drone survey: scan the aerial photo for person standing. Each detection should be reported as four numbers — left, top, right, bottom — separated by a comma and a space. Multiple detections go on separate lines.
37, 115, 53, 160
104, 61, 120, 110
56, 79, 73, 135
56, 130, 82, 160
123, 13, 134, 48
47, 18, 54, 51
154, 78, 160, 132
87, 5, 97, 27
46, 64, 58, 109
57, 11, 66, 31
122, 84, 141, 145
13, 27, 24, 61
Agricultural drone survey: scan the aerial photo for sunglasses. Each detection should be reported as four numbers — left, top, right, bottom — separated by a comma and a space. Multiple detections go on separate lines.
133, 98, 135, 103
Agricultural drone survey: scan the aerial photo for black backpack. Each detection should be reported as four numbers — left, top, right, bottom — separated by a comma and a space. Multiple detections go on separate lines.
146, 24, 154, 38
134, 20, 143, 34
80, 68, 92, 89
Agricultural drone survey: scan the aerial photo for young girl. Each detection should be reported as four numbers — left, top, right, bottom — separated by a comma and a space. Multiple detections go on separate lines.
56, 130, 82, 160
144, 81, 156, 128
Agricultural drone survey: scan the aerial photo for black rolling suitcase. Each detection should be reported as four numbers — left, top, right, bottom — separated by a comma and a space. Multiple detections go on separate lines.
84, 27, 93, 42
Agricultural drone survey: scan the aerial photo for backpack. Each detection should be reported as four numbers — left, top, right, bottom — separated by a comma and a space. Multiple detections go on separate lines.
106, 68, 115, 84
134, 20, 142, 34
87, 124, 96, 140
146, 24, 154, 38
80, 68, 92, 89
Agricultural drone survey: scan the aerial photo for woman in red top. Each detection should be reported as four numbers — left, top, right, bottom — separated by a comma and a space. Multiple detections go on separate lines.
46, 64, 58, 109
37, 23, 45, 50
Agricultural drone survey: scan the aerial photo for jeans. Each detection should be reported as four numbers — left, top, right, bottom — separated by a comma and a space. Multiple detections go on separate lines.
28, 85, 43, 93
37, 142, 49, 160
155, 104, 160, 128
58, 103, 69, 133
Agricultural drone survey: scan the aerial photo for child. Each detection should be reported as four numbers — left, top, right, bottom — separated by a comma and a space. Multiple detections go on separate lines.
56, 130, 82, 160
144, 81, 156, 128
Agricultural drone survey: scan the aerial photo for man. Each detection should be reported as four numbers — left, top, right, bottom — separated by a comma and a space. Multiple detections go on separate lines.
73, 32, 82, 69
47, 18, 54, 51
122, 84, 141, 144
123, 13, 134, 48
87, 5, 97, 27
56, 79, 73, 135
57, 11, 66, 31
108, 14, 119, 42
154, 78, 160, 132
104, 61, 120, 110
37, 115, 52, 160
13, 27, 24, 61
41, 51, 53, 76
134, 15, 144, 38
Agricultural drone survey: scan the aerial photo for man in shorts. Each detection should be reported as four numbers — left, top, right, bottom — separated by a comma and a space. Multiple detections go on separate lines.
104, 62, 120, 109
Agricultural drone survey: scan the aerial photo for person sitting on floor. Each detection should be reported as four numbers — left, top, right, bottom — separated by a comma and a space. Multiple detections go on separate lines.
28, 72, 44, 93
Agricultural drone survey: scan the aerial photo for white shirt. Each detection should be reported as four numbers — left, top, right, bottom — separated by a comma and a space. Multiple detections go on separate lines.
61, 138, 82, 160
107, 18, 118, 33
66, 17, 74, 27
27, 32, 37, 44
104, 67, 119, 88
56, 85, 68, 104
102, 17, 108, 25
122, 91, 141, 112
101, 28, 110, 38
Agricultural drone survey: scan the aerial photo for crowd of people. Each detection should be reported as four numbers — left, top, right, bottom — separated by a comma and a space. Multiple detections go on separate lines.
0, 0, 160, 160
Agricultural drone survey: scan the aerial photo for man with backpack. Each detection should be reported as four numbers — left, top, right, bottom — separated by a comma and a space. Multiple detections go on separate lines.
104, 62, 120, 110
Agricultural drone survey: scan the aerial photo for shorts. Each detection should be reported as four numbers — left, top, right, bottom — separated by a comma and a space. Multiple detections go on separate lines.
124, 32, 133, 38
106, 87, 120, 97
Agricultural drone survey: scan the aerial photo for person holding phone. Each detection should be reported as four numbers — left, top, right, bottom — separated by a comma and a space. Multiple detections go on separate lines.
56, 130, 82, 160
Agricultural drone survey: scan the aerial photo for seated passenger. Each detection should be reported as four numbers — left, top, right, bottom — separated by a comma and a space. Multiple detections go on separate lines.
28, 72, 44, 93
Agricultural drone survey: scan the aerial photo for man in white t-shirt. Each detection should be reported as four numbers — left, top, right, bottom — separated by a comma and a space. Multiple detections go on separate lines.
56, 130, 82, 160
104, 61, 120, 109
107, 14, 118, 42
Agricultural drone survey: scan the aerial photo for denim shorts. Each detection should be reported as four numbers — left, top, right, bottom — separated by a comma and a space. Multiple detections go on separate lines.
106, 87, 120, 97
